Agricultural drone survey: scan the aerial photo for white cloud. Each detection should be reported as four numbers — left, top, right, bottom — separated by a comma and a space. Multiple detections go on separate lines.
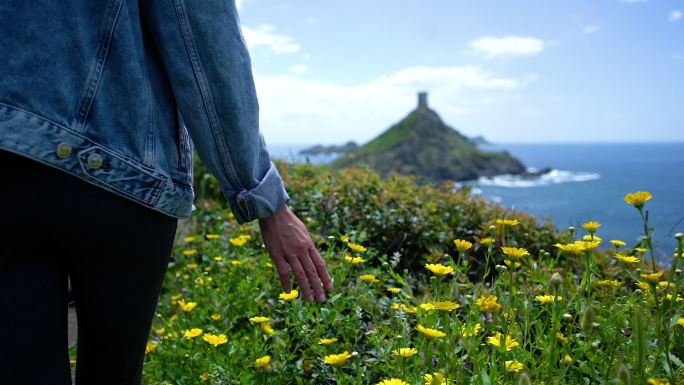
290, 64, 308, 74
669, 10, 683, 22
254, 66, 536, 144
583, 25, 601, 33
235, 0, 246, 9
469, 36, 545, 59
242, 24, 300, 55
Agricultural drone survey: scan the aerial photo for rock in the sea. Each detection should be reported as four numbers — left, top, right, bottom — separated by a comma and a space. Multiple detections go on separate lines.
332, 92, 527, 182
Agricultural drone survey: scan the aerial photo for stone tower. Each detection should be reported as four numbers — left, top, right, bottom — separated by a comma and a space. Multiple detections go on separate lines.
417, 92, 428, 109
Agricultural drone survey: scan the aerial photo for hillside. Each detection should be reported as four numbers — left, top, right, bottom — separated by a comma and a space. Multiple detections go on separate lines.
332, 92, 526, 181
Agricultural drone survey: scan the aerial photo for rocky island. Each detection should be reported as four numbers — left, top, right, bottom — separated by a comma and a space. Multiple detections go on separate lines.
332, 92, 530, 182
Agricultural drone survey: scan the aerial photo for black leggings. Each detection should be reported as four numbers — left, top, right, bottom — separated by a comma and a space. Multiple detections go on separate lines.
0, 149, 178, 385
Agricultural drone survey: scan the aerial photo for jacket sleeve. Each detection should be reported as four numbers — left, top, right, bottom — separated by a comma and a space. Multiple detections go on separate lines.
141, 0, 289, 224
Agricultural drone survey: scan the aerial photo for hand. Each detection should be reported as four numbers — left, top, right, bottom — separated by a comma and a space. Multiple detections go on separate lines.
258, 204, 333, 302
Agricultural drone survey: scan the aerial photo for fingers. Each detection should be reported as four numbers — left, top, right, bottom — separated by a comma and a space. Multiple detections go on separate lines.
309, 247, 333, 292
285, 254, 315, 302
272, 256, 292, 293
299, 252, 326, 302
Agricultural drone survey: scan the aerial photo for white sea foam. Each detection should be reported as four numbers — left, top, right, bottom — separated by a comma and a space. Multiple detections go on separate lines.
477, 169, 600, 188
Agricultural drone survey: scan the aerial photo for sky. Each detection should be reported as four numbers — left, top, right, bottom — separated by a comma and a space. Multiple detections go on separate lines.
235, 0, 684, 145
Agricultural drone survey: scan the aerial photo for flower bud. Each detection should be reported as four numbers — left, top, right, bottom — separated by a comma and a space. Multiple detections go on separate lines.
562, 313, 573, 321
549, 272, 563, 288
675, 232, 683, 240
495, 264, 508, 273
489, 225, 496, 232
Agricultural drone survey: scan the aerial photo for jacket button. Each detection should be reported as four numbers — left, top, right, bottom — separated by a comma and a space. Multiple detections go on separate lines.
56, 142, 72, 158
86, 152, 103, 169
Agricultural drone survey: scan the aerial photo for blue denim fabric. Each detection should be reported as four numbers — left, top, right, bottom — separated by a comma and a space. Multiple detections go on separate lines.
0, 0, 290, 223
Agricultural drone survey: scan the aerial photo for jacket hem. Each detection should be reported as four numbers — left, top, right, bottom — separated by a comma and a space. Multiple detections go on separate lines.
0, 103, 194, 219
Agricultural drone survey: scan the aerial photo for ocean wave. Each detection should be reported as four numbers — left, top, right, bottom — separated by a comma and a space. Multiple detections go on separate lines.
477, 169, 600, 188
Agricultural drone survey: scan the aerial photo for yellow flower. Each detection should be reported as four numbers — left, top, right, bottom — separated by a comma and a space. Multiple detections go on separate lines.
171, 293, 183, 301
676, 318, 684, 327
177, 299, 197, 312
186, 263, 199, 270
254, 355, 271, 368
214, 255, 224, 262
377, 378, 410, 385
496, 219, 519, 227
578, 239, 601, 250
279, 290, 299, 301
323, 351, 353, 365
261, 323, 275, 335
360, 274, 380, 283
634, 247, 648, 254
344, 255, 365, 264
387, 287, 401, 294
582, 221, 601, 233
624, 191, 652, 208
425, 263, 454, 276
347, 242, 367, 253
145, 341, 158, 354
318, 338, 338, 345
504, 259, 521, 269
182, 249, 197, 256
249, 316, 270, 324
416, 324, 447, 339
487, 332, 519, 351
424, 373, 447, 385
419, 301, 460, 312
202, 333, 228, 347
461, 323, 482, 337
155, 327, 165, 336
200, 373, 210, 382
562, 355, 574, 365
184, 236, 197, 243
582, 234, 603, 242
340, 235, 350, 242
636, 281, 651, 291
535, 295, 563, 304
554, 242, 586, 255
183, 328, 203, 339
475, 294, 502, 312
392, 347, 418, 357
556, 332, 567, 343
229, 234, 251, 247
453, 239, 473, 253
610, 239, 626, 248
501, 247, 530, 259
640, 272, 664, 281
597, 279, 622, 288
505, 360, 523, 373
205, 234, 220, 240
615, 254, 640, 264
647, 378, 670, 385
480, 237, 496, 246
211, 313, 222, 321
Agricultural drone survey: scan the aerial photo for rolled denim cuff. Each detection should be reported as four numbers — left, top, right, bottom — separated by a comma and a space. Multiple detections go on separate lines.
225, 161, 290, 224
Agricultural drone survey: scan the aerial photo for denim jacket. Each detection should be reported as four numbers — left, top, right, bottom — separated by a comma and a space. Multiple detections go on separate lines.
0, 0, 289, 223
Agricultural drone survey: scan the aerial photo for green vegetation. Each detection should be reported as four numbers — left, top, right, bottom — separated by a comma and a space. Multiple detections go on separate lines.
134, 161, 683, 385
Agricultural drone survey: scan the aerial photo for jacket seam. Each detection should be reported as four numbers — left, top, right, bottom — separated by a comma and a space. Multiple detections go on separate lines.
143, 47, 156, 167
75, 0, 124, 133
171, 0, 245, 193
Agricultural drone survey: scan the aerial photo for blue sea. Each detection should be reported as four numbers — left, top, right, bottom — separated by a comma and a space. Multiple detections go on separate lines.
268, 142, 684, 263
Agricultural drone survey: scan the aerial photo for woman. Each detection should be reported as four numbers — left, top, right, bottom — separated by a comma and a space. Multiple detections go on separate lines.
0, 1, 332, 384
